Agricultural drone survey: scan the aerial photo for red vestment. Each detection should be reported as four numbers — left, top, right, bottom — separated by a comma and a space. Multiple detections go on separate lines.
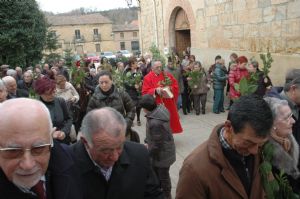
142, 71, 183, 134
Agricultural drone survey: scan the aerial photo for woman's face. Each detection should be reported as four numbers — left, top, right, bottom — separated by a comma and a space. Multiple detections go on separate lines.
55, 76, 66, 89
131, 61, 138, 70
40, 89, 56, 102
99, 75, 113, 92
194, 64, 200, 71
274, 105, 295, 138
230, 55, 237, 62
247, 64, 257, 73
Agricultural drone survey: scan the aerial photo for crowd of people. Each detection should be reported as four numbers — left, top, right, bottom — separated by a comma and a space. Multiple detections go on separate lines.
0, 51, 299, 198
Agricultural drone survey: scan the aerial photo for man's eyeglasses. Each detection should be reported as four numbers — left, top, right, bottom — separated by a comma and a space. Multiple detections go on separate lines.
0, 142, 53, 159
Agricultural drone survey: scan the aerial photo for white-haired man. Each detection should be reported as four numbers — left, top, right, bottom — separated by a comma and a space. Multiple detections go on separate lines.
0, 98, 82, 199
71, 107, 164, 199
2, 75, 28, 99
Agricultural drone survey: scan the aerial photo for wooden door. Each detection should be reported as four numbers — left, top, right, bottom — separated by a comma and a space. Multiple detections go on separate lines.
175, 30, 191, 55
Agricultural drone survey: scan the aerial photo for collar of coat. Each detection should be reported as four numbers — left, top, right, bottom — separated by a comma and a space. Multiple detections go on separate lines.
269, 134, 300, 178
75, 141, 130, 174
93, 85, 120, 100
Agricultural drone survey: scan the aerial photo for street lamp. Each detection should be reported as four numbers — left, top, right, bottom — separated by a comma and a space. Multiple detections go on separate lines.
125, 0, 140, 8
125, 0, 132, 7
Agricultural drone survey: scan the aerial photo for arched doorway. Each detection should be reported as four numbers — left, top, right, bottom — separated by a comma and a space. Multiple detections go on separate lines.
169, 7, 191, 56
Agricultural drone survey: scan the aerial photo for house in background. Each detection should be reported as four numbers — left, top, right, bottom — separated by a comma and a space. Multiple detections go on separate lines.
46, 13, 116, 56
112, 20, 140, 55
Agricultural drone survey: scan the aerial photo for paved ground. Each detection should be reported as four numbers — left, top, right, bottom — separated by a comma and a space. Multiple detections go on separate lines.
132, 102, 227, 198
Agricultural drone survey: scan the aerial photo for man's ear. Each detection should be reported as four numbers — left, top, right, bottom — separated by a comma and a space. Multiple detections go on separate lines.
224, 120, 233, 144
80, 136, 89, 148
224, 120, 232, 130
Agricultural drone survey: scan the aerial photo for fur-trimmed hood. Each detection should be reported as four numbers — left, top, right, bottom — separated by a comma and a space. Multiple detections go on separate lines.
269, 134, 300, 179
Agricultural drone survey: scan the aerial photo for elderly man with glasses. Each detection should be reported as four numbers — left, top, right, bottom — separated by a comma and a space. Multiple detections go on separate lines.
0, 98, 82, 199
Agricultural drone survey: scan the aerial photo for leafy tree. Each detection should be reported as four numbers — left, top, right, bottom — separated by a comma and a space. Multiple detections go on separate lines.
64, 49, 73, 67
45, 30, 59, 52
149, 43, 166, 66
44, 53, 61, 66
0, 0, 48, 67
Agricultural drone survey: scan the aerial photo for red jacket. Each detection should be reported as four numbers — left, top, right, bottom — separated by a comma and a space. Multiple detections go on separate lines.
228, 66, 249, 99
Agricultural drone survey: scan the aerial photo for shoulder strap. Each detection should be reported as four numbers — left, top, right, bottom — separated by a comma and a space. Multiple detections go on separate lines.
117, 88, 126, 115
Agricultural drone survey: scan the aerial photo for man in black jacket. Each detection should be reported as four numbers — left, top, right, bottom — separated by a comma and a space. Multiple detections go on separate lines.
2, 75, 29, 98
0, 98, 82, 199
72, 107, 164, 199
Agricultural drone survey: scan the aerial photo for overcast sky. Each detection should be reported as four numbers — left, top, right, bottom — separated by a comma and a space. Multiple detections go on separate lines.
36, 0, 138, 13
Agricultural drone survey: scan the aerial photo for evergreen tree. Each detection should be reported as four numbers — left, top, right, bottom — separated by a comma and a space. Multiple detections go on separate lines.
0, 0, 47, 67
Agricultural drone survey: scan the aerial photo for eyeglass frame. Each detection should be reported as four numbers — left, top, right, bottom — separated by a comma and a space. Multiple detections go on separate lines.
278, 112, 293, 123
0, 140, 54, 159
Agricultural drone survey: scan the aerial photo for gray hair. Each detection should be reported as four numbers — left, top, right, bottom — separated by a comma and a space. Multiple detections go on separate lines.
24, 71, 33, 77
264, 97, 289, 120
0, 79, 6, 90
2, 75, 16, 85
151, 59, 161, 68
6, 69, 17, 77
80, 107, 127, 145
251, 60, 259, 69
284, 69, 300, 92
0, 98, 53, 135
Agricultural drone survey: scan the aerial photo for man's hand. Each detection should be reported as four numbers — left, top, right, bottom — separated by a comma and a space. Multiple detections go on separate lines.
155, 87, 163, 95
52, 130, 66, 140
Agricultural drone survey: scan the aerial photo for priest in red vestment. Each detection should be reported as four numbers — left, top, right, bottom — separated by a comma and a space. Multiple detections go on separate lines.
142, 60, 183, 134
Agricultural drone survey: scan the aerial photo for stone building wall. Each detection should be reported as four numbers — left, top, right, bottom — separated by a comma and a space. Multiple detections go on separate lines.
50, 23, 115, 55
138, 0, 300, 85
113, 30, 139, 52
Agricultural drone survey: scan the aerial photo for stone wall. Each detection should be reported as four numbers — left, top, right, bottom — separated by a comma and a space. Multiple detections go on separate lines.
50, 23, 115, 55
113, 30, 139, 51
139, 0, 300, 85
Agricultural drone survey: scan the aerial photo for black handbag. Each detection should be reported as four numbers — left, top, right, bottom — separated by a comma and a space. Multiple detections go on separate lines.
128, 128, 140, 143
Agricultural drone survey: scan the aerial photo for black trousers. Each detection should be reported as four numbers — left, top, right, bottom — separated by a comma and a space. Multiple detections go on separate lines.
193, 93, 207, 114
153, 166, 172, 199
181, 93, 191, 114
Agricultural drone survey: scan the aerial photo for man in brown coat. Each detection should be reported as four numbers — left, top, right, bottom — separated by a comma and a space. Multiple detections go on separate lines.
176, 95, 274, 199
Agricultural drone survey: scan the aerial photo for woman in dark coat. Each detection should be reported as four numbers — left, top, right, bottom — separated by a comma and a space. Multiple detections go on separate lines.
34, 76, 72, 144
87, 70, 136, 137
248, 60, 272, 97
124, 57, 142, 126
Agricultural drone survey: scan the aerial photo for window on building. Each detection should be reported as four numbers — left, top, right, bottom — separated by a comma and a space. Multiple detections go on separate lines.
93, 28, 98, 35
120, 42, 125, 50
120, 32, 124, 39
131, 41, 139, 51
75, 29, 81, 39
133, 32, 137, 37
95, 44, 101, 52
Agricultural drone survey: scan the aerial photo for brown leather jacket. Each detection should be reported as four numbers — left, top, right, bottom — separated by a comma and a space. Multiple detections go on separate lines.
176, 124, 265, 199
